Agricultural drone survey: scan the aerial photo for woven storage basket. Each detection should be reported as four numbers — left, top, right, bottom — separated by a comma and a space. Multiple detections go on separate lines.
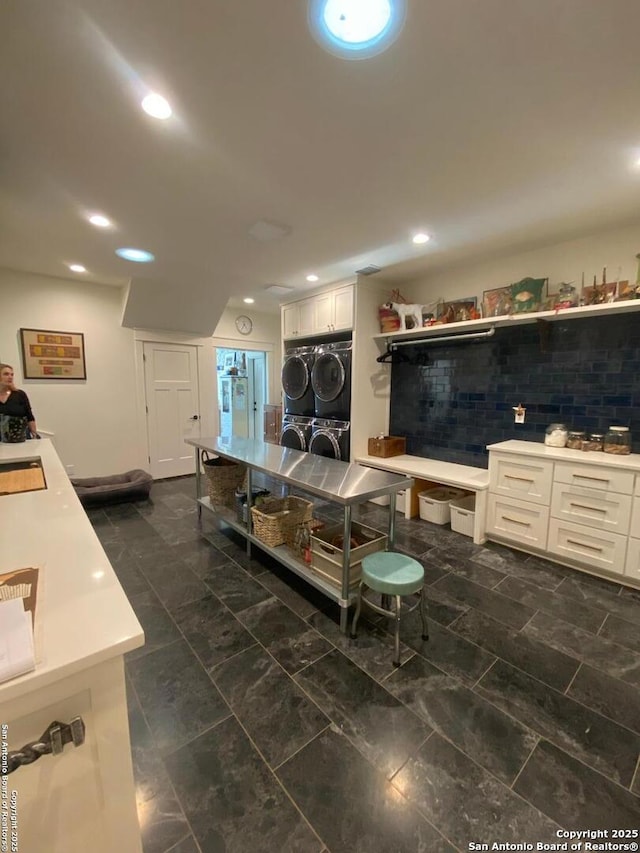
201, 451, 247, 509
250, 496, 313, 548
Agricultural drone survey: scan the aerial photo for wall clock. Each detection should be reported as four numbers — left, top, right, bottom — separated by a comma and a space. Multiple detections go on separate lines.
235, 314, 253, 335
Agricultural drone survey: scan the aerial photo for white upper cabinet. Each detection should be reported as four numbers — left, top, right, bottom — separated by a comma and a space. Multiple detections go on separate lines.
282, 284, 354, 339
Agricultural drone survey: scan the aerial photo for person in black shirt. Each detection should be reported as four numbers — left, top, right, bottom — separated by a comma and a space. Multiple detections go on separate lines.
0, 363, 37, 438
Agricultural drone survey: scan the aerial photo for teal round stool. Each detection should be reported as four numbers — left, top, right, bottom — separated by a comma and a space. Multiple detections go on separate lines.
350, 551, 429, 667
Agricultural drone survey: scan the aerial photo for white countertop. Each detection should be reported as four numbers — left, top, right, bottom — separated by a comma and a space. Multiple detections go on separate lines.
0, 440, 144, 703
355, 454, 490, 490
487, 439, 640, 471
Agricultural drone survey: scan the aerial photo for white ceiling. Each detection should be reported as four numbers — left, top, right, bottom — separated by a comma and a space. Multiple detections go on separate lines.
2, 0, 640, 330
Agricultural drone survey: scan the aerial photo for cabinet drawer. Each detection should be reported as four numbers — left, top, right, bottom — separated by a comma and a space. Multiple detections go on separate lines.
631, 496, 640, 533
489, 455, 553, 506
636, 475, 640, 497
625, 538, 640, 582
486, 494, 549, 548
554, 461, 634, 495
548, 518, 627, 574
550, 483, 631, 534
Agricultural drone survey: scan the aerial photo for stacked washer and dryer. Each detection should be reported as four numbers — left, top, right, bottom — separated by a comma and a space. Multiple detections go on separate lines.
280, 341, 352, 462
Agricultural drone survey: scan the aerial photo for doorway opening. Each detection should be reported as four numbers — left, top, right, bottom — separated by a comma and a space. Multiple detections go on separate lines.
216, 348, 267, 440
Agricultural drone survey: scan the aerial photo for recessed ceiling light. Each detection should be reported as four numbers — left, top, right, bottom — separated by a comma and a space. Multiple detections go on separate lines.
243, 297, 255, 304
115, 247, 155, 263
306, 274, 319, 282
68, 264, 87, 273
141, 92, 172, 120
309, 0, 406, 59
88, 213, 112, 228
412, 233, 430, 244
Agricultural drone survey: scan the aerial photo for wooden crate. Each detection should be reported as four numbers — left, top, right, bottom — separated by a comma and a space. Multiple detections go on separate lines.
368, 436, 406, 458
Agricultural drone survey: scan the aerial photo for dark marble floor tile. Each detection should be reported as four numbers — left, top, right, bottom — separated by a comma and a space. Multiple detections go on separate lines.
237, 597, 332, 674
127, 701, 191, 853
133, 543, 184, 574
179, 540, 231, 577
600, 614, 640, 654
126, 589, 182, 662
394, 732, 559, 849
523, 611, 640, 688
277, 727, 455, 853
421, 584, 471, 627
423, 546, 506, 588
127, 640, 230, 754
403, 616, 496, 685
202, 561, 273, 613
555, 574, 640, 626
568, 663, 640, 734
390, 528, 432, 556
385, 654, 538, 784
514, 739, 640, 830
471, 545, 567, 591
219, 539, 278, 577
144, 560, 212, 614
495, 574, 606, 633
452, 609, 579, 691
256, 564, 326, 619
172, 594, 257, 671
165, 716, 322, 852
156, 519, 205, 545
433, 572, 536, 629
621, 585, 640, 604
104, 502, 145, 519
307, 608, 415, 680
165, 836, 199, 853
212, 644, 329, 768
294, 649, 431, 778
110, 517, 160, 542
476, 659, 640, 787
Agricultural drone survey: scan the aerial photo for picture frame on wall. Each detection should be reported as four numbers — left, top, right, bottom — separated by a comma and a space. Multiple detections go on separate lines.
481, 285, 512, 318
20, 327, 87, 380
437, 297, 478, 323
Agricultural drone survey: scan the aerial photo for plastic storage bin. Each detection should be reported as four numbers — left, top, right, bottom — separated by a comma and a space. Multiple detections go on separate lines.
310, 521, 387, 588
449, 494, 476, 538
418, 487, 466, 524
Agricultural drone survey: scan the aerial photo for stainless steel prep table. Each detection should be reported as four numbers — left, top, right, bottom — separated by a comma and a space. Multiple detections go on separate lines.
186, 437, 412, 632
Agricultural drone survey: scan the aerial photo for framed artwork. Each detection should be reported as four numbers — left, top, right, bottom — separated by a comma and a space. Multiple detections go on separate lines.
221, 378, 230, 413
20, 328, 86, 380
437, 297, 478, 323
614, 280, 634, 300
581, 281, 617, 305
510, 277, 547, 313
223, 353, 235, 371
482, 285, 512, 318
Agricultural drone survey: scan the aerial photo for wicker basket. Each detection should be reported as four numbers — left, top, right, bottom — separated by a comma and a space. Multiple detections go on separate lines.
250, 496, 313, 548
201, 451, 247, 509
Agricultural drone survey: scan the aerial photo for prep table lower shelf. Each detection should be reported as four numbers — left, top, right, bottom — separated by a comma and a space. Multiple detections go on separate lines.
198, 496, 358, 606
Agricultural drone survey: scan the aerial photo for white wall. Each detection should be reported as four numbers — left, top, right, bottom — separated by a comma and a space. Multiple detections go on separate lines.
0, 268, 282, 477
0, 268, 142, 477
406, 220, 640, 305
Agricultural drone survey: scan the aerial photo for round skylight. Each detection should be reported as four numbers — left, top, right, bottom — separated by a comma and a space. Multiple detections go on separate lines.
115, 247, 155, 263
309, 0, 405, 59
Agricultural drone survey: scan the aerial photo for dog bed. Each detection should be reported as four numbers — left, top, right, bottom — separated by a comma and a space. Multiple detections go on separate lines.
71, 469, 153, 508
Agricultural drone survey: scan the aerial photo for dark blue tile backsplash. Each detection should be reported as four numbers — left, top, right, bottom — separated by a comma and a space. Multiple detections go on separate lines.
388, 313, 640, 468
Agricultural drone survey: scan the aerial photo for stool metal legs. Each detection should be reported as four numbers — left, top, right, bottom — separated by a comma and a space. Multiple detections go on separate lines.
350, 583, 429, 668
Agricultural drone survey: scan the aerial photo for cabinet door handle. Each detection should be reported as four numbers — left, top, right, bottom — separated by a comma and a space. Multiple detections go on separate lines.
502, 515, 531, 526
4, 717, 86, 775
573, 474, 609, 483
569, 502, 606, 513
566, 538, 604, 553
504, 474, 534, 482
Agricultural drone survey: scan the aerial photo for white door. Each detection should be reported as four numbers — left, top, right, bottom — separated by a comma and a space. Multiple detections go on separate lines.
247, 353, 266, 439
144, 342, 200, 478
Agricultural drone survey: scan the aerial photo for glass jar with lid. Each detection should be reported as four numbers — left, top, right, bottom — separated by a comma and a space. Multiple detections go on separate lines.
604, 426, 631, 455
566, 430, 586, 450
582, 432, 604, 452
544, 423, 568, 447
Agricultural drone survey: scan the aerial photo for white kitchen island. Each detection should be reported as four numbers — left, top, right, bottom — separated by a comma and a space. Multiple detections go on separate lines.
0, 440, 144, 853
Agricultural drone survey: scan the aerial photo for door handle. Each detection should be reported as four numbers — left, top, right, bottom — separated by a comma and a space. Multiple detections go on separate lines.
3, 717, 86, 775
190, 415, 200, 420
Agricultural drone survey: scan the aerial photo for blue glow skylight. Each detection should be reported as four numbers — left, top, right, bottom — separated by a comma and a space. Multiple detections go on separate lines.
115, 247, 155, 263
309, 0, 405, 59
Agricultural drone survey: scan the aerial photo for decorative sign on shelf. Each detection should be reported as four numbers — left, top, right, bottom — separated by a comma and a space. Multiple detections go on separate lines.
20, 328, 87, 380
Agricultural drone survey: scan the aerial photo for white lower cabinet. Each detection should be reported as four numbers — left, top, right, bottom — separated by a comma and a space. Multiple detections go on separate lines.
487, 441, 640, 587
548, 517, 628, 575
625, 538, 640, 581
486, 493, 549, 548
